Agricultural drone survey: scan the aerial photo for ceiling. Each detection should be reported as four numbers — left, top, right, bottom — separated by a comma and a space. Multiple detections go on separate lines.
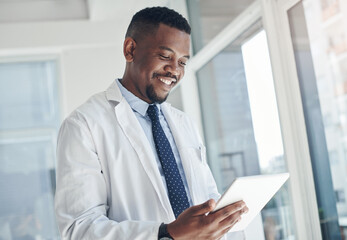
0, 0, 89, 23
187, 0, 257, 49
0, 0, 171, 23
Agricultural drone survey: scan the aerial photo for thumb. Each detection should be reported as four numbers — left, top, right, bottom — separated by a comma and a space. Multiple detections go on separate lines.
189, 199, 216, 216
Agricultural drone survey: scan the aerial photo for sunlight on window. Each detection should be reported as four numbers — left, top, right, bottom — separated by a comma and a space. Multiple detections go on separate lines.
241, 30, 284, 171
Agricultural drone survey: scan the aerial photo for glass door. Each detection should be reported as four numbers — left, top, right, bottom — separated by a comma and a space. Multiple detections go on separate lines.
197, 22, 295, 240
287, 0, 347, 239
186, 1, 297, 238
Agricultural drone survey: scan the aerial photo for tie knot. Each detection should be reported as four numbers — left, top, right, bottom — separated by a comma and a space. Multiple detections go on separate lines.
147, 105, 159, 122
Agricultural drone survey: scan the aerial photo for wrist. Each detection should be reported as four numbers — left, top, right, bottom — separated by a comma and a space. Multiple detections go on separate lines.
167, 221, 179, 239
158, 223, 174, 240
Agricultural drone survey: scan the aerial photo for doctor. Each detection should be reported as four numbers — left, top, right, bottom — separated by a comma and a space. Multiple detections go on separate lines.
55, 6, 248, 240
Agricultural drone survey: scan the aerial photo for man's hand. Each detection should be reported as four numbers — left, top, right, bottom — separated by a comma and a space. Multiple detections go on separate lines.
167, 199, 248, 240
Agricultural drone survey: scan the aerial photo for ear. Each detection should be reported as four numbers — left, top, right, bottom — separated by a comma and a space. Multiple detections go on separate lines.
123, 37, 136, 62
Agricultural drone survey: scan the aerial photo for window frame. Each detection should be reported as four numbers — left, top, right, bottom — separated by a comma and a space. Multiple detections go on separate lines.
179, 0, 322, 239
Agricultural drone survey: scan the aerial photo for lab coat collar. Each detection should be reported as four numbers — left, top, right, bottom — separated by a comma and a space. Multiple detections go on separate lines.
115, 79, 165, 118
106, 80, 123, 103
106, 79, 163, 115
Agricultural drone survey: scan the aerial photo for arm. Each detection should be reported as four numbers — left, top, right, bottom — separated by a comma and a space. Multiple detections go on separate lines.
54, 115, 160, 239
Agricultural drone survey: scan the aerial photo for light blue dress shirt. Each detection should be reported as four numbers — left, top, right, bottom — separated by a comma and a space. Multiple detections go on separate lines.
116, 79, 192, 206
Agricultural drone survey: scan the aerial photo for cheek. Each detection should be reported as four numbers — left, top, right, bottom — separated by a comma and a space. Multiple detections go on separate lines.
150, 63, 166, 75
139, 58, 168, 78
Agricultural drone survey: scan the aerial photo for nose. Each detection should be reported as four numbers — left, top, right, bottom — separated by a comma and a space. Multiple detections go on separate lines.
164, 60, 181, 77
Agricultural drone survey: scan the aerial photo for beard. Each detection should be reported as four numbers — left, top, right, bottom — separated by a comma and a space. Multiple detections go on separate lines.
147, 72, 177, 103
146, 84, 169, 104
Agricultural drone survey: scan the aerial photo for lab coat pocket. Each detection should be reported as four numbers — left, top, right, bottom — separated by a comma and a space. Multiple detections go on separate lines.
198, 144, 207, 164
179, 146, 210, 205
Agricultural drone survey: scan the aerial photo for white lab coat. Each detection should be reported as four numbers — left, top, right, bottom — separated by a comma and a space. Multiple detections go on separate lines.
55, 81, 244, 239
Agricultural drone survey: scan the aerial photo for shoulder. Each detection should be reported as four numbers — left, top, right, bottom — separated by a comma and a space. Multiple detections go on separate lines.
64, 91, 114, 127
162, 102, 191, 123
163, 103, 202, 141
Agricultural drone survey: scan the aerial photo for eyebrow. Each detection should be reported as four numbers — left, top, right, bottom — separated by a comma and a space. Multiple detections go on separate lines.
159, 46, 190, 59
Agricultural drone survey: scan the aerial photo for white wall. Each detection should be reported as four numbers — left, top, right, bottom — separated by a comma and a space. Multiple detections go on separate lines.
0, 20, 125, 119
60, 45, 124, 116
0, 0, 186, 119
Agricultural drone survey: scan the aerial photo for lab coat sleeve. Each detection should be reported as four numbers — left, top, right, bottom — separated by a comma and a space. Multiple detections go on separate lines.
55, 114, 160, 240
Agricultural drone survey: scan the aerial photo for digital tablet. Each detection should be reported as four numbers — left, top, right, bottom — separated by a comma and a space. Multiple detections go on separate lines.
211, 173, 289, 232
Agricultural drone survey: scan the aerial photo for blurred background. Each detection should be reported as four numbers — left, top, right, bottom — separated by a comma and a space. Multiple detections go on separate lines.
0, 0, 347, 239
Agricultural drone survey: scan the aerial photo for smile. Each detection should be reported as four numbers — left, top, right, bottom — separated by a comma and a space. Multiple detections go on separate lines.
159, 77, 176, 86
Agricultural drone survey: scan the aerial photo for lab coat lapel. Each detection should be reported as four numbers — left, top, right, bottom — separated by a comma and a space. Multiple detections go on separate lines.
106, 81, 173, 218
161, 104, 199, 205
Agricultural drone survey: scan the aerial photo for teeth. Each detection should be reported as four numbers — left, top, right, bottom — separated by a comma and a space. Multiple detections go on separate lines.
159, 78, 175, 85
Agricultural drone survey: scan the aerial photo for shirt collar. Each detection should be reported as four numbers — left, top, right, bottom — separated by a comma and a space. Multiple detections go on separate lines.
116, 79, 161, 117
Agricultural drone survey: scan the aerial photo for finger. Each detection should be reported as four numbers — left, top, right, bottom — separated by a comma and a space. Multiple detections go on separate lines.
242, 206, 249, 214
216, 217, 240, 240
211, 200, 245, 222
218, 211, 242, 230
219, 223, 235, 237
219, 226, 232, 238
188, 199, 216, 216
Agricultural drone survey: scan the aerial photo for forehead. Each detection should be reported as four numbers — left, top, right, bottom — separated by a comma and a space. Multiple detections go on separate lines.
141, 24, 190, 55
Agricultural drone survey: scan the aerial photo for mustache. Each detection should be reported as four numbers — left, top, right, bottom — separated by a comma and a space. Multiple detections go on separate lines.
153, 72, 178, 81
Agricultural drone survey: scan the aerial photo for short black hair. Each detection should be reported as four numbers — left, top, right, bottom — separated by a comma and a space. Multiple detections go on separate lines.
125, 6, 191, 41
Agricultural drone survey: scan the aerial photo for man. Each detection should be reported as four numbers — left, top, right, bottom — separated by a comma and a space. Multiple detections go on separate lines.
55, 6, 248, 239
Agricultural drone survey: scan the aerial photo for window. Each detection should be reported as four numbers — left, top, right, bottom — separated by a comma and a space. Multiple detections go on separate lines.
187, 0, 296, 237
0, 60, 60, 239
196, 24, 295, 240
288, 0, 347, 238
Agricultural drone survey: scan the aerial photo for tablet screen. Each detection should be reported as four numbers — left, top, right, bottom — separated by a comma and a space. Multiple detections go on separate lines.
211, 173, 289, 232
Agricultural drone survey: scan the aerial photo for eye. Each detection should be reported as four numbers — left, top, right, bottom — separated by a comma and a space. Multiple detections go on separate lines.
179, 60, 187, 66
159, 54, 170, 60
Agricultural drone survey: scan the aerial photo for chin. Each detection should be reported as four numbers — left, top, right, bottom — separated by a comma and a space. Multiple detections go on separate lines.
146, 86, 169, 104
152, 95, 168, 104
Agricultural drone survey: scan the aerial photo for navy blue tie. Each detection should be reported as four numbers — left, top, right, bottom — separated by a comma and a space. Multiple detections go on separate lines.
147, 105, 190, 218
